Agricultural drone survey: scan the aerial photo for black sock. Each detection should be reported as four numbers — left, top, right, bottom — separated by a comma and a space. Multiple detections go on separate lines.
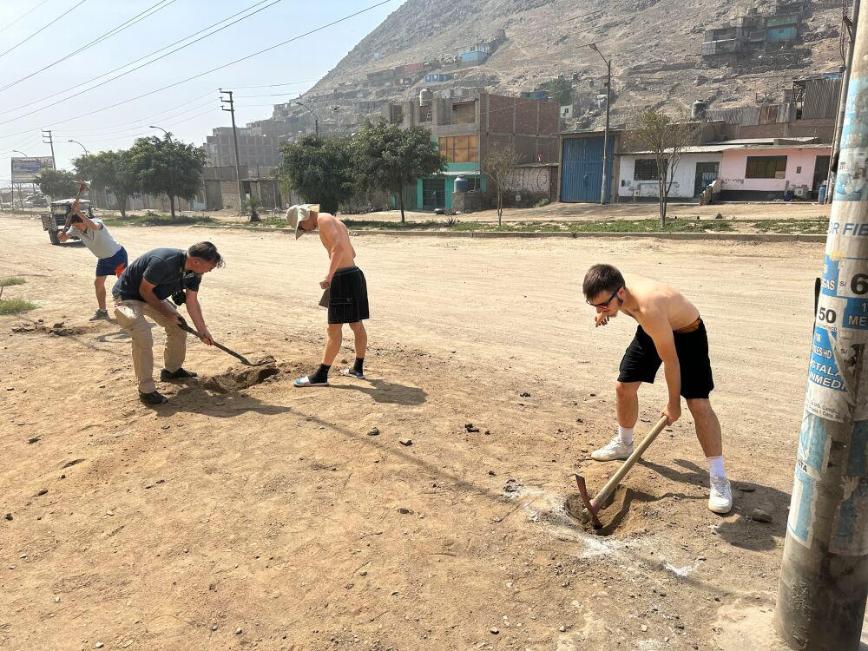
353, 358, 364, 374
309, 364, 330, 384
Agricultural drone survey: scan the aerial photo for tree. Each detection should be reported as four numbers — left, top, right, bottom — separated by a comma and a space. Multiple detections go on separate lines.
279, 135, 355, 214
74, 150, 140, 217
540, 77, 573, 106
35, 169, 79, 199
353, 120, 445, 223
127, 134, 205, 219
627, 109, 699, 227
482, 144, 520, 226
242, 194, 262, 222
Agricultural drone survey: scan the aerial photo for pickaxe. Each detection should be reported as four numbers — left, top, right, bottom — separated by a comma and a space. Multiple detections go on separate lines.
63, 182, 89, 230
574, 415, 669, 529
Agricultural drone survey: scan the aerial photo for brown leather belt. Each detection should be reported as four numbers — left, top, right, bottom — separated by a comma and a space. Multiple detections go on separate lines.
674, 317, 702, 334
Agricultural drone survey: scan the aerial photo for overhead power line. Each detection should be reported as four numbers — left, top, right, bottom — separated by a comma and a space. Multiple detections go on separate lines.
231, 79, 318, 90
0, 0, 89, 61
0, 0, 394, 138
58, 98, 220, 138
55, 91, 217, 134
0, 0, 284, 120
235, 92, 316, 98
70, 107, 224, 149
0, 0, 179, 93
0, 0, 53, 35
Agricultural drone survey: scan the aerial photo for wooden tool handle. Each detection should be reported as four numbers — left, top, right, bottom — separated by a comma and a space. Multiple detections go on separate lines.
591, 415, 669, 510
63, 182, 89, 230
178, 321, 251, 366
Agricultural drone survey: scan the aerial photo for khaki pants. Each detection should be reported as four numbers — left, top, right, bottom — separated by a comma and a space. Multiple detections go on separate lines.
114, 299, 186, 394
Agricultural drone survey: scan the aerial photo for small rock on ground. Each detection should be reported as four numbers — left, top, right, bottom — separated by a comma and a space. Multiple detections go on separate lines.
750, 508, 772, 523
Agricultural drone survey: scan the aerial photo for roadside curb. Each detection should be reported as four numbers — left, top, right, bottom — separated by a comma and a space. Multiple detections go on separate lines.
7, 211, 820, 243
345, 229, 826, 243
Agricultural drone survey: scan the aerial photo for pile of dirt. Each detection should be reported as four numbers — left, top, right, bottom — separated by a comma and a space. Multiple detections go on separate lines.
201, 357, 279, 393
11, 320, 86, 337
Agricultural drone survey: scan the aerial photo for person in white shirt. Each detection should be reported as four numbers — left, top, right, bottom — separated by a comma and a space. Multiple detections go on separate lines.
59, 200, 129, 320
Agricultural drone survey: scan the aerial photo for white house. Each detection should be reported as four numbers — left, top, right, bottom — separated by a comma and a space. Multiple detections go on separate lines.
617, 138, 832, 201
618, 146, 727, 200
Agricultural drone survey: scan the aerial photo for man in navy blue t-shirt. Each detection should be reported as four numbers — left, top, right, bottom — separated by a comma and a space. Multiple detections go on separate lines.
113, 242, 224, 405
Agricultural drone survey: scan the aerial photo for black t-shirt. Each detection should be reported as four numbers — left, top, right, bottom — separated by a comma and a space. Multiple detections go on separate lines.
112, 247, 202, 301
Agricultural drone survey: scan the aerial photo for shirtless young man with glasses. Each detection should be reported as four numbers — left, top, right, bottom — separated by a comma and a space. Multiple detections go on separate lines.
582, 263, 732, 514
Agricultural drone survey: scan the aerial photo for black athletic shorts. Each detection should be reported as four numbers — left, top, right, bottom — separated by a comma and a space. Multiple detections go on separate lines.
326, 267, 370, 325
617, 319, 714, 399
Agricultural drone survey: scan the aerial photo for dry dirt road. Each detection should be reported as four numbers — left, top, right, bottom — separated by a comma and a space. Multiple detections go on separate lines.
0, 215, 861, 650
348, 201, 830, 224
6, 199, 830, 226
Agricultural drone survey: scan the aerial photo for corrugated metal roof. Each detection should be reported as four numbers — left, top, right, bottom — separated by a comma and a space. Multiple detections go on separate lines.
621, 140, 830, 155
709, 137, 818, 145
800, 78, 841, 120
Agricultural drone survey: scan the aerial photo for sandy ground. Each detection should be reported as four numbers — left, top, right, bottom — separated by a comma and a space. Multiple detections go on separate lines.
0, 216, 863, 650
3, 199, 831, 227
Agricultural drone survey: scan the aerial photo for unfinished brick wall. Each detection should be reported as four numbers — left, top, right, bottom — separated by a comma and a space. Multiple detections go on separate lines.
481, 93, 560, 164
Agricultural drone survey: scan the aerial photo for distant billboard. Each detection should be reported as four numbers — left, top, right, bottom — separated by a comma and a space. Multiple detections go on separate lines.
11, 157, 54, 183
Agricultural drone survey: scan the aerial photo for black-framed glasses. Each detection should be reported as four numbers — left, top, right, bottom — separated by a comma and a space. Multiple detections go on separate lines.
587, 287, 622, 308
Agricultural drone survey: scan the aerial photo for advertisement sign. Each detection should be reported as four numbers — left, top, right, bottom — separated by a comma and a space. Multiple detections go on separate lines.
10, 157, 54, 183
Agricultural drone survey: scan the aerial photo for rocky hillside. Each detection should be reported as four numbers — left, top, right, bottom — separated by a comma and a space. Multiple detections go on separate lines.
303, 0, 844, 130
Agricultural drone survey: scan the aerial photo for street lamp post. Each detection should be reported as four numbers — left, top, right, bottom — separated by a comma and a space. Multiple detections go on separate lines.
67, 140, 94, 207
589, 43, 612, 205
67, 139, 89, 155
150, 125, 176, 217
295, 99, 320, 136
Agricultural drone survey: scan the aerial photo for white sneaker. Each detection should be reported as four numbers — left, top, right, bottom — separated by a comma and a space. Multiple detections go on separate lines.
708, 476, 733, 514
591, 435, 633, 461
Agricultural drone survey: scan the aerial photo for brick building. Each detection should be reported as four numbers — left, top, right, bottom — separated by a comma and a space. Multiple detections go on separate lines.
204, 126, 284, 171
386, 91, 560, 211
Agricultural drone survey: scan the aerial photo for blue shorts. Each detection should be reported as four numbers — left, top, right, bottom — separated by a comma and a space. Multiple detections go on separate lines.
95, 247, 128, 277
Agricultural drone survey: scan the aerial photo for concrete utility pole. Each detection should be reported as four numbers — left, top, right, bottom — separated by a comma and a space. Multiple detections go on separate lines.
775, 2, 868, 648
41, 129, 55, 170
219, 89, 244, 212
826, 0, 860, 204
589, 43, 611, 205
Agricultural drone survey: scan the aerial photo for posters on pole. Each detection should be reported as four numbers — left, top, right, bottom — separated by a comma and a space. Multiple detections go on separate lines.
806, 75, 868, 423
829, 419, 868, 556
10, 157, 54, 183
790, 74, 868, 553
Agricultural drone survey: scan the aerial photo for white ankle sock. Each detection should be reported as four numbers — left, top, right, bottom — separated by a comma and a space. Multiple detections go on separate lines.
707, 456, 726, 479
618, 426, 634, 446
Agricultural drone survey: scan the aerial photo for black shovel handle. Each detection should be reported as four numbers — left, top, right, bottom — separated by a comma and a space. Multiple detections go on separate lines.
177, 321, 252, 366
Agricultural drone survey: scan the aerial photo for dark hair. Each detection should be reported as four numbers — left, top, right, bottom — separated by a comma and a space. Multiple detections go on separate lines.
68, 214, 83, 224
188, 241, 224, 268
583, 264, 624, 298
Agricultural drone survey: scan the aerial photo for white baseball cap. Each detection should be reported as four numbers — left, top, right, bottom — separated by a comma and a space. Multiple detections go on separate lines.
285, 203, 319, 239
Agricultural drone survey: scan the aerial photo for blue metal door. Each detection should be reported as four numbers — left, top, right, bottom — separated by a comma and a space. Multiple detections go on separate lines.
560, 136, 613, 203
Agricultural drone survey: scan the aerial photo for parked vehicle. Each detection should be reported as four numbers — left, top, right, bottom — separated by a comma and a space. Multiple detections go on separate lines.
24, 194, 47, 207
40, 199, 93, 245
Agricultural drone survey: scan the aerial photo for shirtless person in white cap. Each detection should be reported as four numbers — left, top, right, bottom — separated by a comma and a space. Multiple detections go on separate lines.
286, 204, 369, 387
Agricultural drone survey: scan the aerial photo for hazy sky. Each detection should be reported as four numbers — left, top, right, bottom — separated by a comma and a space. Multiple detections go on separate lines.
0, 0, 401, 183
